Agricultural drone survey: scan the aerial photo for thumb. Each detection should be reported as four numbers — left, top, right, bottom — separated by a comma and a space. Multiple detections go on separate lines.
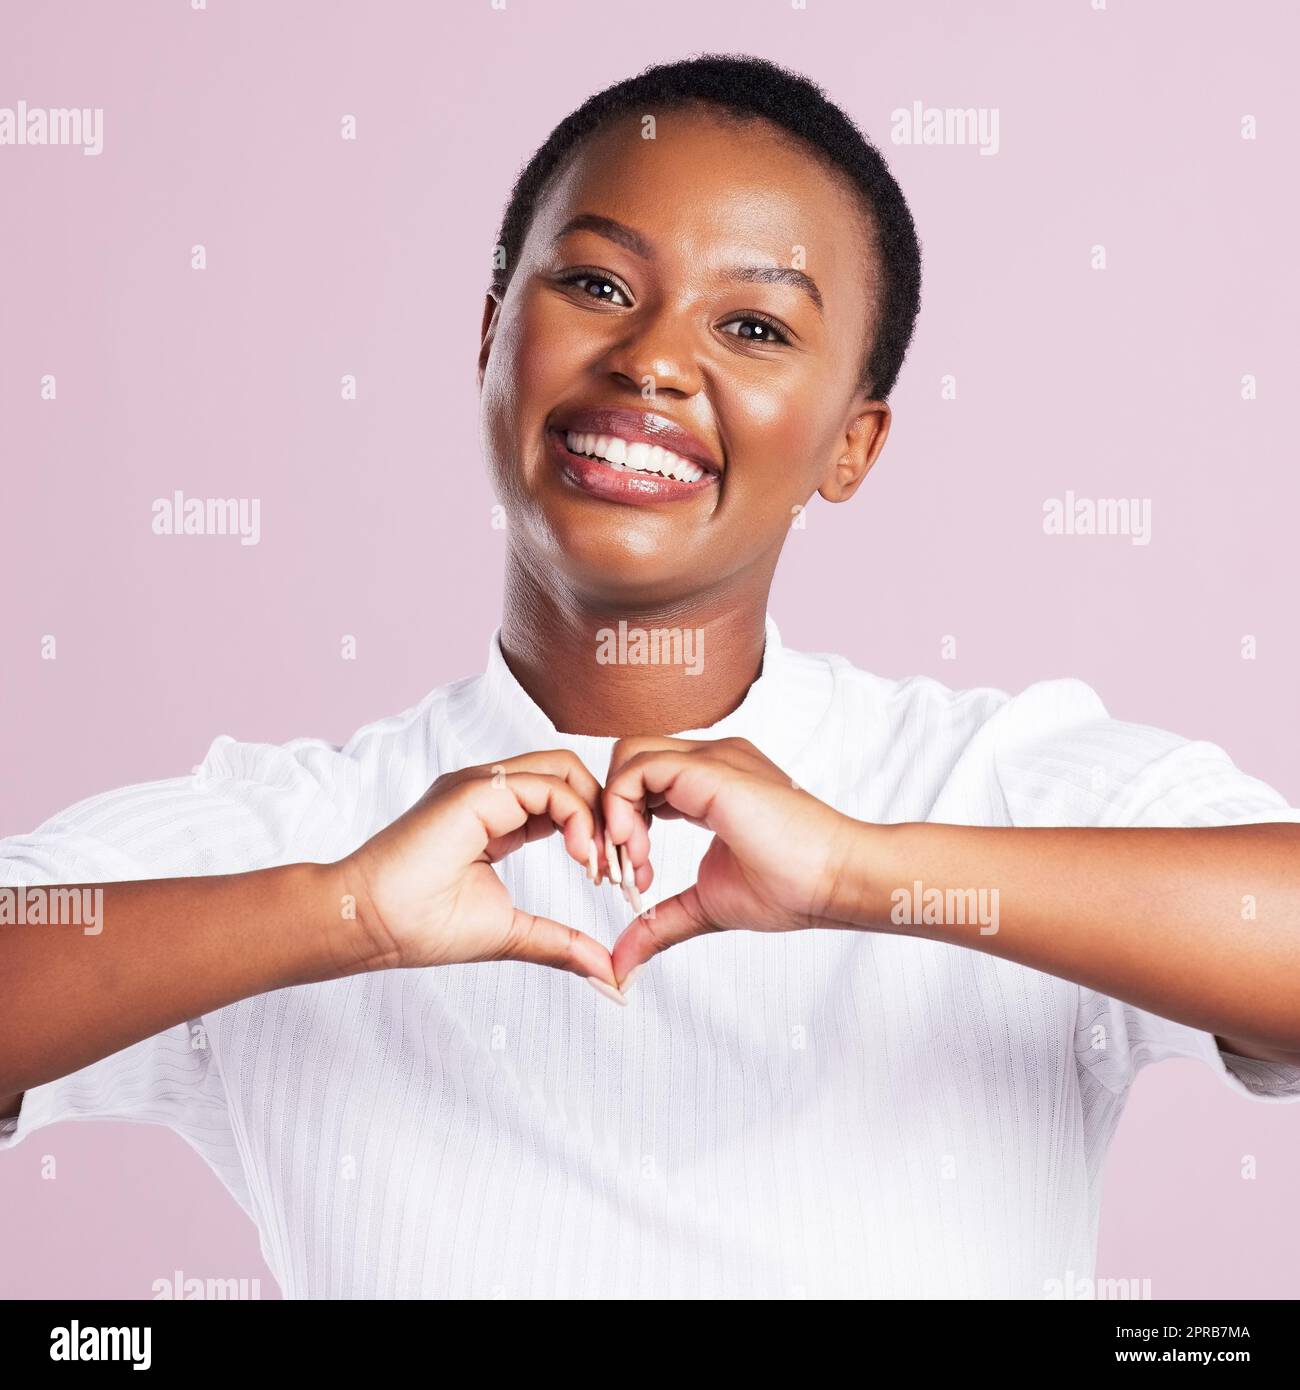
505, 908, 618, 987
611, 882, 718, 986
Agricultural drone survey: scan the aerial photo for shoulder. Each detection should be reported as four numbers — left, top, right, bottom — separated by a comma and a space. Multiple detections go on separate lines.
5, 684, 460, 883
200, 683, 453, 802
789, 639, 1107, 757
782, 639, 1264, 827
194, 680, 462, 845
773, 637, 1106, 820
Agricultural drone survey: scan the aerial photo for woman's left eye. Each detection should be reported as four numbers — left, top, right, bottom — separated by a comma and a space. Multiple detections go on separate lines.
719, 316, 792, 346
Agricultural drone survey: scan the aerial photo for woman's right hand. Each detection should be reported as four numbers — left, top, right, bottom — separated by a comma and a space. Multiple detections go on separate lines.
333, 750, 618, 985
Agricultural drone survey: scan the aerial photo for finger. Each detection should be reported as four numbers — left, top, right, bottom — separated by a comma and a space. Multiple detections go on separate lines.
601, 738, 708, 886
617, 843, 650, 916
611, 883, 718, 983
514, 775, 599, 873
618, 842, 655, 903
504, 909, 619, 988
492, 809, 584, 859
605, 736, 701, 807
607, 734, 702, 777
603, 751, 676, 849
604, 750, 721, 898
484, 748, 604, 798
605, 749, 723, 858
640, 804, 696, 822
642, 790, 695, 825
601, 794, 654, 900
529, 749, 609, 880
480, 751, 606, 843
471, 773, 597, 875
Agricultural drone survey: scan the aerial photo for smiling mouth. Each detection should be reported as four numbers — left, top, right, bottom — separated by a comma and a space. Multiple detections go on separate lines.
561, 429, 712, 484
546, 425, 719, 505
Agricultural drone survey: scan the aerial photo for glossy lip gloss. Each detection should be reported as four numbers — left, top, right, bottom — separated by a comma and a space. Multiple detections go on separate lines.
546, 406, 721, 506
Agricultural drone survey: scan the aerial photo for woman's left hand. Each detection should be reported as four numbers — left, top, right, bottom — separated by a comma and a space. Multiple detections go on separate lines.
601, 736, 870, 986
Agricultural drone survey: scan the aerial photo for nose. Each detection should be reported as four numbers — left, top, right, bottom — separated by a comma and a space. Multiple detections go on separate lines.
600, 302, 703, 399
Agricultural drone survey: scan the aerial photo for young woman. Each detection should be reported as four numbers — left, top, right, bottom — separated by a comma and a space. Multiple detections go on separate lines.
3, 55, 1299, 1300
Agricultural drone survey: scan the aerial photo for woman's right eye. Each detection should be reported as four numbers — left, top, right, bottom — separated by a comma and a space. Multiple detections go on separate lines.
557, 270, 631, 307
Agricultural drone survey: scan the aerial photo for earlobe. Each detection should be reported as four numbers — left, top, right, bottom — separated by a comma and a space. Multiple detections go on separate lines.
817, 403, 891, 504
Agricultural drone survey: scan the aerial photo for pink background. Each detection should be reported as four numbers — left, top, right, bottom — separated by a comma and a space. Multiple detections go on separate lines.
2, 0, 1297, 1298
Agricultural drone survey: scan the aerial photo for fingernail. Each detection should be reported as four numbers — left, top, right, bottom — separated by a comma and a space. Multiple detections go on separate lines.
585, 976, 627, 1007
620, 964, 644, 994
605, 832, 623, 885
620, 847, 645, 916
587, 842, 599, 884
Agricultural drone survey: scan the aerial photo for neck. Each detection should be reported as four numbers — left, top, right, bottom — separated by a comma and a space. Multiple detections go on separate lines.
500, 551, 771, 737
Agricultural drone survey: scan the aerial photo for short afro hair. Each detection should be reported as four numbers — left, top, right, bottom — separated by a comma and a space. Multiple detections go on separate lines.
491, 53, 923, 401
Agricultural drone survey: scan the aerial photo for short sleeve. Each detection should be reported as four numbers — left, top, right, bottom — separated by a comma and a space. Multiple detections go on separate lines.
992, 684, 1300, 1102
0, 1017, 259, 1219
1075, 991, 1300, 1105
0, 734, 351, 1199
993, 680, 1300, 832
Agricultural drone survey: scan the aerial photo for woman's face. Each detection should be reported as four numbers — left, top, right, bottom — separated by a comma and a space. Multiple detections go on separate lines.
479, 105, 890, 609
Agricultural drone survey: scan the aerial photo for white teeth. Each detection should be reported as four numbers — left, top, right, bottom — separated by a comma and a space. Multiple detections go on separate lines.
563, 429, 708, 483
625, 441, 656, 473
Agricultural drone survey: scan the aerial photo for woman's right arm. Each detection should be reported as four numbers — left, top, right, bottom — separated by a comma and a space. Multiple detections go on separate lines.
0, 861, 353, 1110
1, 748, 621, 1115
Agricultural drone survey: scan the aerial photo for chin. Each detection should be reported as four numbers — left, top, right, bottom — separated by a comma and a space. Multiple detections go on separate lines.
529, 524, 700, 611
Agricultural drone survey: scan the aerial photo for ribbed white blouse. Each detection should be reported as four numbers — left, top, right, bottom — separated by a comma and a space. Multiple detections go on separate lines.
4, 616, 1300, 1298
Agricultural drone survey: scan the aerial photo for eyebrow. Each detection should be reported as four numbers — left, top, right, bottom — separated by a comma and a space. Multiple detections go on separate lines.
555, 214, 654, 260
554, 213, 825, 315
725, 264, 823, 315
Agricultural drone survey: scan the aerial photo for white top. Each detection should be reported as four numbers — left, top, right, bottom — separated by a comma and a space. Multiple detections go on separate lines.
4, 616, 1300, 1298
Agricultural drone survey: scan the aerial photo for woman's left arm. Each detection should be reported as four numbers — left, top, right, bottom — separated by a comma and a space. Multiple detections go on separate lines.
834, 819, 1300, 1062
603, 737, 1300, 1059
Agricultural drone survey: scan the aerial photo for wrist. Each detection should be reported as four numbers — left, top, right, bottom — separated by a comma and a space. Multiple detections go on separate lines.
825, 818, 921, 933
304, 855, 402, 979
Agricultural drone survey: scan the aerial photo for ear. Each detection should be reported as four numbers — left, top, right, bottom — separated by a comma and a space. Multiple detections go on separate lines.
477, 289, 502, 390
817, 400, 892, 503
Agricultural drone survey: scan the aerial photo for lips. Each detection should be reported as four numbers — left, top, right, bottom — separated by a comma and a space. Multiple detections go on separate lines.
552, 408, 720, 474
546, 407, 721, 506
